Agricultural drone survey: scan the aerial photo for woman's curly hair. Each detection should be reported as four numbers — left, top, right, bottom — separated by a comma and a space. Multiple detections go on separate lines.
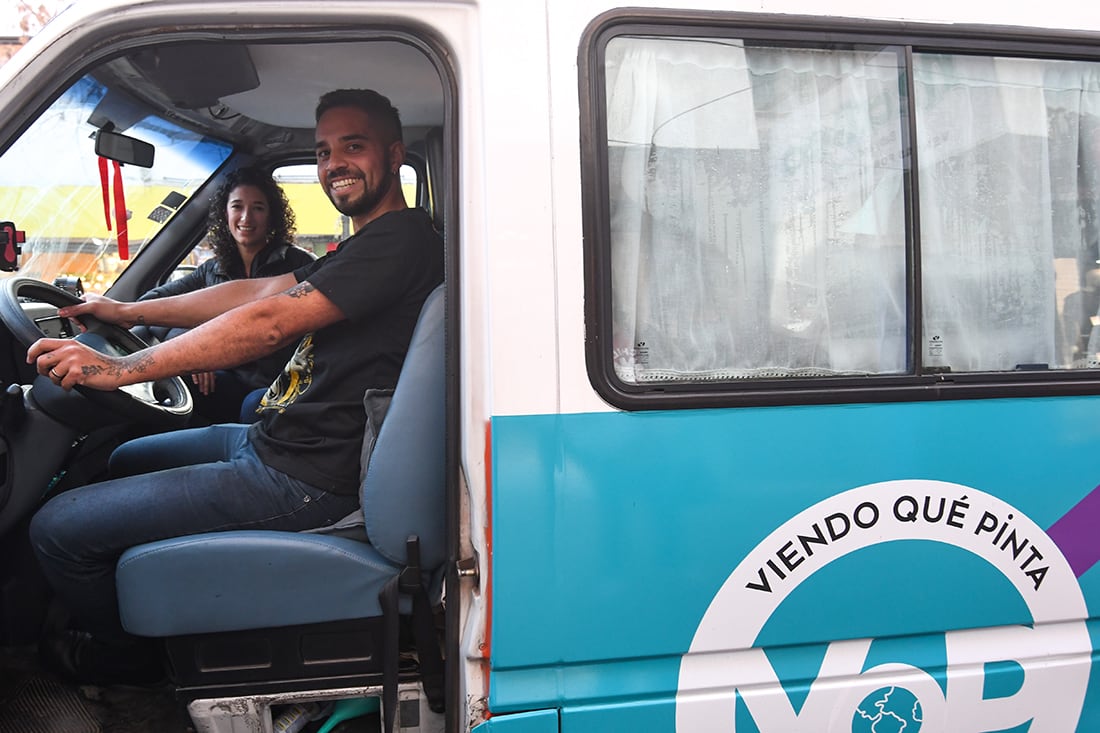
206, 167, 297, 279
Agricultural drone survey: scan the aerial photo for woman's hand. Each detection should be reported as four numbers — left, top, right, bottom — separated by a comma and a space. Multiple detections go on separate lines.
57, 293, 137, 328
191, 371, 217, 395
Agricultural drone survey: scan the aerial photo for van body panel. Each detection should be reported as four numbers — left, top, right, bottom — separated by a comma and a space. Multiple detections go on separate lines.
470, 708, 559, 733
489, 400, 1100, 727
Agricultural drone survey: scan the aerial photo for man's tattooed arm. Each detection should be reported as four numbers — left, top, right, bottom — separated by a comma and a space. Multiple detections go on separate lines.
285, 281, 316, 299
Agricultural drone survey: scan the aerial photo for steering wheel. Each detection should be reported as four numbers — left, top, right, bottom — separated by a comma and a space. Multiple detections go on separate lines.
0, 277, 192, 428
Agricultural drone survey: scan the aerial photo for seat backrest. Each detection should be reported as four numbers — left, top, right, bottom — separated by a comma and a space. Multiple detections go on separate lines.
361, 284, 446, 571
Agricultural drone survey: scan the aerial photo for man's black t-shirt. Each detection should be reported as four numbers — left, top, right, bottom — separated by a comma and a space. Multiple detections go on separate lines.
249, 208, 444, 494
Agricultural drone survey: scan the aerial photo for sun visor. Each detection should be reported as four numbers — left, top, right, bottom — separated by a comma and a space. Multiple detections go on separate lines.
129, 43, 259, 109
86, 84, 149, 133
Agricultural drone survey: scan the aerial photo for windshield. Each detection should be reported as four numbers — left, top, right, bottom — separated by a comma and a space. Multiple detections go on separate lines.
0, 75, 231, 294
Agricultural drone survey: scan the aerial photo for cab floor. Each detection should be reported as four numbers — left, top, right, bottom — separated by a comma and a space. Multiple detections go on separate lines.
0, 644, 191, 733
0, 645, 383, 732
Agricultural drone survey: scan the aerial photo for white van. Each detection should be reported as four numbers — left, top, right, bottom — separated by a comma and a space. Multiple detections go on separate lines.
1, 1, 1100, 731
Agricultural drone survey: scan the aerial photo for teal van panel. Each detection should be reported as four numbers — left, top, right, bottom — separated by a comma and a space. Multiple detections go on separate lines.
561, 698, 674, 732
487, 656, 681, 720
471, 709, 558, 733
488, 397, 1100, 729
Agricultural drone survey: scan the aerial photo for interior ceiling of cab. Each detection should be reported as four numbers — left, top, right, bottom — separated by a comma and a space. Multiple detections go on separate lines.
91, 40, 444, 157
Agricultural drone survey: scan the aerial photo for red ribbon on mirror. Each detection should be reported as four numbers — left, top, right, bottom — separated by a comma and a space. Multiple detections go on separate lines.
98, 156, 129, 260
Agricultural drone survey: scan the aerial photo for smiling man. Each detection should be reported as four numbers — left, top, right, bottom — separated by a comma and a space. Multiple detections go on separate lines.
316, 89, 407, 228
25, 89, 444, 685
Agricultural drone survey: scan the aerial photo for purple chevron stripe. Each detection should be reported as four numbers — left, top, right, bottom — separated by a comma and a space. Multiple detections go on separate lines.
1047, 484, 1100, 578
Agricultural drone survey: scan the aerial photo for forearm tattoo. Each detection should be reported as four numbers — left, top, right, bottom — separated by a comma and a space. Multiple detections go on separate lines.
81, 352, 156, 379
286, 282, 316, 299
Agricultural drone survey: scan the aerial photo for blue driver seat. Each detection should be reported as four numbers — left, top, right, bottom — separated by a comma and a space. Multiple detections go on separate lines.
114, 284, 447, 724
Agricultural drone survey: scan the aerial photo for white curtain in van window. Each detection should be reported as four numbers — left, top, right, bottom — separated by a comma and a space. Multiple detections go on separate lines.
605, 37, 907, 383
915, 55, 1100, 372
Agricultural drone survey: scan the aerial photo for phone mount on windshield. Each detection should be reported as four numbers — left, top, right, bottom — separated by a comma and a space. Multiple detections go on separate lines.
0, 221, 24, 272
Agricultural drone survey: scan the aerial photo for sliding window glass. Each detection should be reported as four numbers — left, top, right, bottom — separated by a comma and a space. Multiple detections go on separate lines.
914, 54, 1100, 372
604, 37, 908, 385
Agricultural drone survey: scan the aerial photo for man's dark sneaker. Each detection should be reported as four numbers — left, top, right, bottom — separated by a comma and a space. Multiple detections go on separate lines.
39, 629, 166, 687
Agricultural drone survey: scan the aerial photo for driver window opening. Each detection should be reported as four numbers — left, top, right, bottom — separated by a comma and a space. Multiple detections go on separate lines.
0, 25, 452, 733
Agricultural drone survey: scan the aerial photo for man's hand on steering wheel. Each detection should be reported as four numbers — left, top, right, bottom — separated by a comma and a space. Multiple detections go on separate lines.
28, 337, 137, 391
0, 278, 191, 427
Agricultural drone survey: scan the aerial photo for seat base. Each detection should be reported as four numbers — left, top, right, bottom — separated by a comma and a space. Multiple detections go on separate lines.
165, 616, 419, 701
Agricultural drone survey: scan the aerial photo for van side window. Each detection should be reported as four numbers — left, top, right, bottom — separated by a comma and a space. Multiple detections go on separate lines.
588, 25, 1100, 402
603, 37, 907, 383
916, 54, 1100, 372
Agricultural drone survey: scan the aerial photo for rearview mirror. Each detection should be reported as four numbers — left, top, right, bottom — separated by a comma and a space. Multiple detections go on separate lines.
95, 129, 155, 168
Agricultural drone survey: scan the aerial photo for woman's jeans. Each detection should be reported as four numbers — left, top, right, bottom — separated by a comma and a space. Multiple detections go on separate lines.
29, 424, 360, 637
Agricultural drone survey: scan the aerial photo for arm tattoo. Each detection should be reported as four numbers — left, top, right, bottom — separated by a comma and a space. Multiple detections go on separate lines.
286, 281, 316, 299
136, 314, 146, 326
82, 352, 156, 379
120, 352, 156, 376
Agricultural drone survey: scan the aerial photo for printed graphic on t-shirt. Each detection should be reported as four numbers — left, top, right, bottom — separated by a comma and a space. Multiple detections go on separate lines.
258, 334, 314, 413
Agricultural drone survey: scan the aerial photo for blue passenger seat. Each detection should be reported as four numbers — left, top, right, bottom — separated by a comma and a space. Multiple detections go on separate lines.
114, 284, 447, 724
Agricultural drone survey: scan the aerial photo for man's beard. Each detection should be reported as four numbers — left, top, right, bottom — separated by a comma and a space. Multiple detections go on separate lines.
329, 156, 394, 219
331, 179, 389, 218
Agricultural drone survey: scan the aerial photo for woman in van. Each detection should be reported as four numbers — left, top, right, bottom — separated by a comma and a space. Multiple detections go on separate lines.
137, 166, 316, 424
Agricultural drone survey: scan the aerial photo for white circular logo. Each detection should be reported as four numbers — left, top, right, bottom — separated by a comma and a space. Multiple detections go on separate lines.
676, 480, 1091, 732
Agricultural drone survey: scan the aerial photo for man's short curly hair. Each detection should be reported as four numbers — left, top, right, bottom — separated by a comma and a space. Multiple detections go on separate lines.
206, 167, 297, 278
315, 88, 403, 144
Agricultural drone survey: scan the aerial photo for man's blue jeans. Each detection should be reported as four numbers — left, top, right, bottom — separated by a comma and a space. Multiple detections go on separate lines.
29, 424, 360, 636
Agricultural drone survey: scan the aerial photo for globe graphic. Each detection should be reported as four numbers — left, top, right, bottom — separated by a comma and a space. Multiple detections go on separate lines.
852, 686, 922, 733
